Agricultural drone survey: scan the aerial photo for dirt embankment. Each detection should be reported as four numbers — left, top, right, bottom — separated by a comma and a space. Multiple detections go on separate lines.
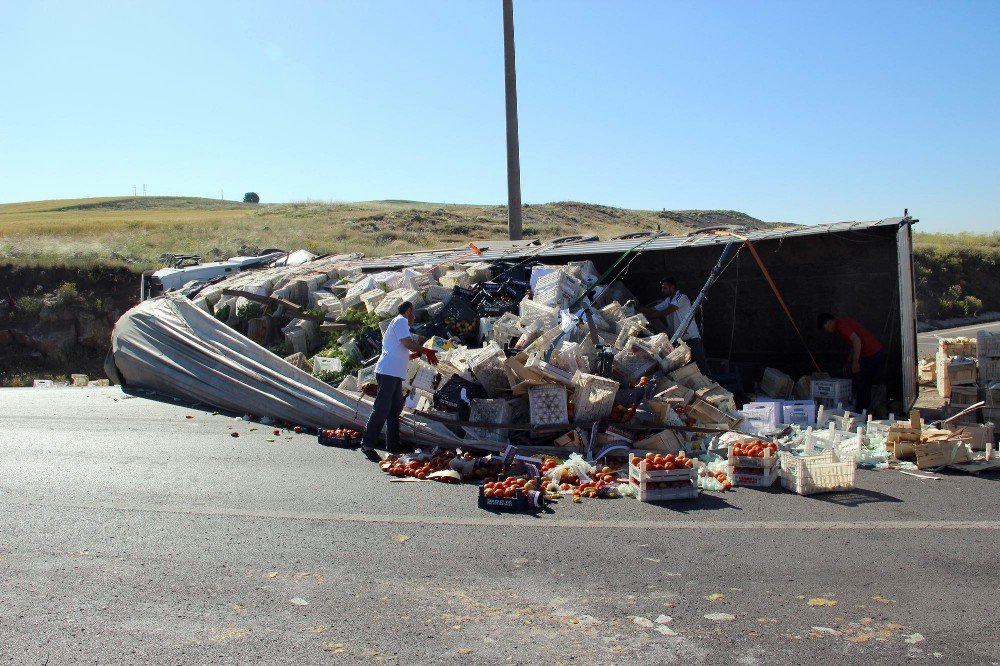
0, 265, 140, 386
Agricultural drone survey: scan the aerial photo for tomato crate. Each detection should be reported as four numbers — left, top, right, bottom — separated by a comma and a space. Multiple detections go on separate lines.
779, 449, 856, 496
726, 444, 778, 470
477, 486, 542, 512
434, 295, 479, 332
727, 464, 780, 488
628, 455, 698, 502
318, 426, 364, 447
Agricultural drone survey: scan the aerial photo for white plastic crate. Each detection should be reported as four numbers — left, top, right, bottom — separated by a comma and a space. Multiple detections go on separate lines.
425, 284, 453, 304
490, 312, 526, 348
405, 358, 438, 393
727, 464, 780, 488
628, 456, 698, 502
464, 263, 492, 285
313, 355, 344, 374
760, 367, 794, 398
343, 277, 378, 307
529, 384, 569, 426
612, 348, 658, 384
466, 398, 522, 444
361, 289, 387, 313
779, 449, 856, 496
468, 342, 510, 397
811, 378, 853, 403
384, 287, 423, 309
440, 270, 471, 289
519, 299, 559, 329
740, 402, 781, 434
357, 364, 377, 389
782, 400, 817, 426
374, 295, 405, 319
571, 371, 619, 423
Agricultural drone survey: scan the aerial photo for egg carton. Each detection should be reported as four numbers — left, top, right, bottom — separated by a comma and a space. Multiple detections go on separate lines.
529, 384, 569, 426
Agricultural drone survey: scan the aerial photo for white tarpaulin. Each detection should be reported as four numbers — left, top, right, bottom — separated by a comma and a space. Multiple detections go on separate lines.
109, 293, 465, 448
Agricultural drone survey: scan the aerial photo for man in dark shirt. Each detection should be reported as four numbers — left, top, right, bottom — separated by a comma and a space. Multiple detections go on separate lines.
817, 312, 884, 412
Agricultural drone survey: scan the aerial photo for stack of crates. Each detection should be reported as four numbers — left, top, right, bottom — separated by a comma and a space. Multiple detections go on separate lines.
726, 445, 780, 488
628, 455, 698, 502
979, 331, 1000, 424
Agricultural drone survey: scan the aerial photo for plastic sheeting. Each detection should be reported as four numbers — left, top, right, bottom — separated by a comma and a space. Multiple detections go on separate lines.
109, 293, 466, 448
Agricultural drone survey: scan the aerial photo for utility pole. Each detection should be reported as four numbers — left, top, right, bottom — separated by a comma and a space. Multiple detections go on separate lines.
502, 0, 523, 240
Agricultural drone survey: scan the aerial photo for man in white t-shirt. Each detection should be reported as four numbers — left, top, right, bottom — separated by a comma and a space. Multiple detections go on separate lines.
640, 277, 710, 375
359, 301, 438, 460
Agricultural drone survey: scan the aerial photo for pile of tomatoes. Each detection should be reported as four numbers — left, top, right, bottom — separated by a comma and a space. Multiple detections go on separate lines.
610, 401, 639, 423
731, 439, 778, 458
671, 404, 698, 428
483, 476, 540, 499
320, 427, 362, 442
628, 375, 652, 389
705, 468, 733, 491
637, 451, 695, 471
381, 449, 463, 480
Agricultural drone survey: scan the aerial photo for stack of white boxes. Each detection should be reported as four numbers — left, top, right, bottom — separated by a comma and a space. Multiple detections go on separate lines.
979, 331, 1000, 424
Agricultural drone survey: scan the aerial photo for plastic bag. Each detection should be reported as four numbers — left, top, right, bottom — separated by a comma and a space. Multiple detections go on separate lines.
544, 453, 594, 485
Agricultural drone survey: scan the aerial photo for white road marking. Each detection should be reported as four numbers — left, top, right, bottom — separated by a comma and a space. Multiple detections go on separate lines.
13, 500, 1000, 530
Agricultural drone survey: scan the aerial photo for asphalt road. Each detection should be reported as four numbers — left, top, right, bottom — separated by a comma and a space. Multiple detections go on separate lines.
2, 387, 999, 665
918, 320, 1000, 358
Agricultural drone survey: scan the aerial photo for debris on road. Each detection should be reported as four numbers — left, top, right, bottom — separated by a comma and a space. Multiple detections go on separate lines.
106, 229, 997, 516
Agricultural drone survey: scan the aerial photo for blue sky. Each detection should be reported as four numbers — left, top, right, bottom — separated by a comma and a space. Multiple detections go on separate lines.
1, 1, 998, 232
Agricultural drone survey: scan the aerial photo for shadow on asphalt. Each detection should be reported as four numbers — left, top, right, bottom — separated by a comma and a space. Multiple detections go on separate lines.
645, 493, 738, 513
808, 487, 903, 508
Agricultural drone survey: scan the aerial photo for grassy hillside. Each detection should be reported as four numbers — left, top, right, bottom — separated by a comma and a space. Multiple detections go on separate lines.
0, 196, 765, 269
913, 231, 1000, 319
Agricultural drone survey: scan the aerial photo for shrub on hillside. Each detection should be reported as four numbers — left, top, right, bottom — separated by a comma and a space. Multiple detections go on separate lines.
15, 295, 44, 316
243, 192, 260, 204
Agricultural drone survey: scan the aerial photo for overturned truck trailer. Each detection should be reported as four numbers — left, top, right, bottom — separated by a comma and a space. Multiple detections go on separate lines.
109, 216, 918, 437
358, 216, 919, 410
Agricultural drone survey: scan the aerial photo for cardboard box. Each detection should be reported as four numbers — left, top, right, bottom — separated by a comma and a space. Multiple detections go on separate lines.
639, 428, 686, 454
553, 429, 586, 448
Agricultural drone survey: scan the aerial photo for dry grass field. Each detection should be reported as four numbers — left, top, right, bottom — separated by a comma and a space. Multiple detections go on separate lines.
0, 196, 764, 269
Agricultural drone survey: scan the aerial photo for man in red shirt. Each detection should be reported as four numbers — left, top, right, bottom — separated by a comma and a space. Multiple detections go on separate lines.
817, 313, 885, 412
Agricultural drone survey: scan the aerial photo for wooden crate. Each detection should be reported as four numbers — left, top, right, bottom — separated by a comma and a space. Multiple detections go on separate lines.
628, 456, 698, 502
914, 440, 973, 469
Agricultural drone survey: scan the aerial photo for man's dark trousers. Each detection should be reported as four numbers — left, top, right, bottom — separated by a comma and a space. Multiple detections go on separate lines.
361, 373, 404, 452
